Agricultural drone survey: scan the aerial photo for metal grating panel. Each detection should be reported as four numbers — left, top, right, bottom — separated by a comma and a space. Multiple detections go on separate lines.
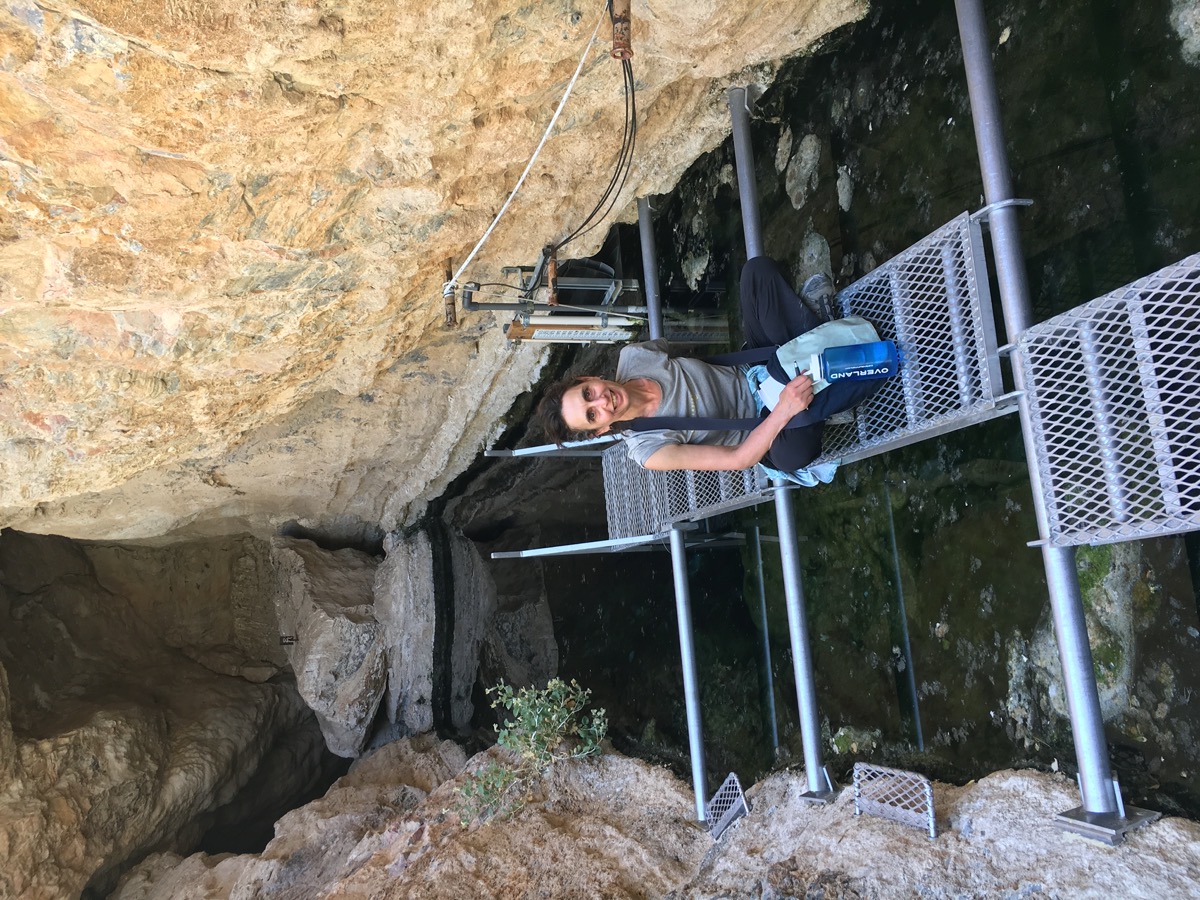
705, 771, 750, 840
602, 213, 1016, 540
604, 448, 770, 539
852, 762, 936, 839
815, 212, 1011, 464
1018, 254, 1200, 547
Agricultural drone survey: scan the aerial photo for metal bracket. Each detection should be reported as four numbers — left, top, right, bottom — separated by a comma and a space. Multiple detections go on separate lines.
1055, 773, 1161, 845
705, 772, 751, 840
798, 766, 838, 805
1055, 805, 1161, 845
970, 198, 1035, 222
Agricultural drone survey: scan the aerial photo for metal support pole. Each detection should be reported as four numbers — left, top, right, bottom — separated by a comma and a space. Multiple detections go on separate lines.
669, 524, 708, 821
729, 82, 832, 802
638, 197, 664, 340
884, 484, 924, 751
727, 88, 765, 259
774, 481, 834, 800
954, 0, 1157, 843
750, 524, 780, 754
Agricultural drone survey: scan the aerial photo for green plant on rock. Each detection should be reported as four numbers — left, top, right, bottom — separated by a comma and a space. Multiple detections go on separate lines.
455, 758, 517, 823
455, 678, 607, 825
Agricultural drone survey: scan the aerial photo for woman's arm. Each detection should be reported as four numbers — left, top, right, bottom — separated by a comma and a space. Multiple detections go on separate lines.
642, 373, 815, 471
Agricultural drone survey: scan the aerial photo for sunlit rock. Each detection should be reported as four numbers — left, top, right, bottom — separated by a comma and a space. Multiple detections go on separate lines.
374, 529, 437, 736
270, 537, 385, 757
0, 0, 870, 543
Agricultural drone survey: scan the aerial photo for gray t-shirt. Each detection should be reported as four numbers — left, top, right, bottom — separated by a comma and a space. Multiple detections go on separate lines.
615, 340, 758, 467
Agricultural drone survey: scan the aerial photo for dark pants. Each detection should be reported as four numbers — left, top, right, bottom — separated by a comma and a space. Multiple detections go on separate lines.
739, 256, 883, 471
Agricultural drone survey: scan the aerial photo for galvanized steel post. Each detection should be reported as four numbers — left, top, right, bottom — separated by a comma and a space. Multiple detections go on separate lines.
750, 524, 780, 753
728, 87, 765, 258
954, 0, 1157, 841
670, 524, 708, 821
638, 197, 665, 340
774, 484, 834, 800
729, 85, 833, 802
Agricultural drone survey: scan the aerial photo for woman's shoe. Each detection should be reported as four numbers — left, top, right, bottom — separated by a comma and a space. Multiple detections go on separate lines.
800, 273, 837, 322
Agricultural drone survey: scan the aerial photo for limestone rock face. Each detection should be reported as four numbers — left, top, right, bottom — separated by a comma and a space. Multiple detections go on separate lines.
110, 735, 470, 900
113, 743, 711, 900
111, 749, 1200, 900
0, 530, 331, 900
374, 529, 437, 736
271, 537, 386, 757
1005, 541, 1151, 750
445, 526, 498, 729
0, 0, 869, 543
481, 596, 559, 691
82, 534, 288, 681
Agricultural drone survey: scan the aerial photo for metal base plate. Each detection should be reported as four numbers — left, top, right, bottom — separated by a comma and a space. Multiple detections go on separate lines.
1055, 805, 1161, 845
798, 788, 838, 805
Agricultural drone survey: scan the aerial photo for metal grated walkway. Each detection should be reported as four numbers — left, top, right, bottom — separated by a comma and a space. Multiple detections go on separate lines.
1018, 253, 1200, 547
602, 211, 1018, 541
817, 212, 1009, 464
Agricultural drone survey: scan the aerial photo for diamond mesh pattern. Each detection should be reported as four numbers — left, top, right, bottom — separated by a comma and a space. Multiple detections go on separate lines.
852, 762, 936, 839
815, 212, 1007, 464
602, 213, 1011, 540
1018, 254, 1200, 546
705, 771, 750, 840
604, 450, 769, 539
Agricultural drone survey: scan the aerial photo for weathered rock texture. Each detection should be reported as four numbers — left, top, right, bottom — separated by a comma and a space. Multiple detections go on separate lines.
0, 530, 336, 900
112, 735, 472, 900
374, 529, 437, 737
271, 537, 387, 757
0, 522, 516, 896
444, 524, 498, 729
0, 0, 868, 544
112, 740, 1200, 900
257, 527, 504, 755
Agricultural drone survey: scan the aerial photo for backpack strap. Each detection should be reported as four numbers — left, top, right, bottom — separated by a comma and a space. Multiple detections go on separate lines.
624, 408, 822, 433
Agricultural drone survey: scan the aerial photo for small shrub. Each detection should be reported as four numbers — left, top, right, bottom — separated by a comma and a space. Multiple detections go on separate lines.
455, 678, 607, 825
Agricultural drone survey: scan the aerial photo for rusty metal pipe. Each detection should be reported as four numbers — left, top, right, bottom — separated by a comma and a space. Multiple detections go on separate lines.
545, 245, 559, 305
610, 0, 632, 60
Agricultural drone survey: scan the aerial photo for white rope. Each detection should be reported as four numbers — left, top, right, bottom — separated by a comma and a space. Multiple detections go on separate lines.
443, 3, 608, 297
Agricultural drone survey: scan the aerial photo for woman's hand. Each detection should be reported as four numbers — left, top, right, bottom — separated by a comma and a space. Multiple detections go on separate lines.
775, 372, 814, 419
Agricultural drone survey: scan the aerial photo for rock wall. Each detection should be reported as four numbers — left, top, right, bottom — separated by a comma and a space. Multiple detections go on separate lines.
0, 530, 332, 899
111, 739, 1200, 900
374, 529, 438, 737
0, 521, 563, 895
1, 0, 868, 544
271, 537, 388, 757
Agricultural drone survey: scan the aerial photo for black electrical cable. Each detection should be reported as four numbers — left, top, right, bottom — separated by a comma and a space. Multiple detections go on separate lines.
551, 1, 637, 255
553, 58, 636, 253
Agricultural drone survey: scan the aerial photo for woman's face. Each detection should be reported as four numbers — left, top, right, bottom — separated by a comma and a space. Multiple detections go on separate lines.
560, 377, 629, 434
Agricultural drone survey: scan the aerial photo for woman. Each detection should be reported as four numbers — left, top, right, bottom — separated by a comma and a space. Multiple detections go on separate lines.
535, 256, 881, 476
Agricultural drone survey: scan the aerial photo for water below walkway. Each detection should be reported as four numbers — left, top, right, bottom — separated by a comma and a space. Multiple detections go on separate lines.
508, 0, 1200, 820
